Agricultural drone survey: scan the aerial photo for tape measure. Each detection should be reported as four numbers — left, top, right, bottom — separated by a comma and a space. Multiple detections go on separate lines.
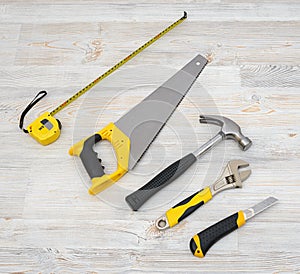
19, 12, 187, 146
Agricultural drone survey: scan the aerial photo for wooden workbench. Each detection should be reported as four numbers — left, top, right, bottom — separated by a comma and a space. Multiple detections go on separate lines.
0, 1, 299, 273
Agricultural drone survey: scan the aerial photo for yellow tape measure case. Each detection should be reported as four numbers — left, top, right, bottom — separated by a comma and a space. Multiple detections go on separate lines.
27, 112, 61, 145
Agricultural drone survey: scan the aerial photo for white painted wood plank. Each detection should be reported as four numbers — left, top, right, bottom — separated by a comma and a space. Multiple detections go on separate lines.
0, 24, 21, 65
1, 3, 300, 23
2, 21, 298, 66
0, 1, 300, 273
241, 64, 300, 87
0, 247, 298, 273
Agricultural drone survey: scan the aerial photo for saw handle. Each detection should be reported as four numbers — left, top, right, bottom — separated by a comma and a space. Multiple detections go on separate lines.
125, 153, 197, 211
69, 123, 130, 195
190, 211, 246, 258
75, 134, 105, 178
165, 187, 212, 228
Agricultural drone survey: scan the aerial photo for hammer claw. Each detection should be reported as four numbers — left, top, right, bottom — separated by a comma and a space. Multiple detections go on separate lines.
197, 114, 252, 153
199, 115, 223, 127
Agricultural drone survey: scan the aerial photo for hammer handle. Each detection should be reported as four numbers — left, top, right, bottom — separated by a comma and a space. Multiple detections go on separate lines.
125, 153, 197, 211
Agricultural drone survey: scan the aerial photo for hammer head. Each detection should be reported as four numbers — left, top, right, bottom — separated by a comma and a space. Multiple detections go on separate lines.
199, 115, 252, 151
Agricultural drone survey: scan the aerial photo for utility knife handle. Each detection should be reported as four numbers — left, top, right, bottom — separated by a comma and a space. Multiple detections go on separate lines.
190, 211, 246, 258
69, 123, 130, 195
125, 153, 197, 211
165, 187, 213, 228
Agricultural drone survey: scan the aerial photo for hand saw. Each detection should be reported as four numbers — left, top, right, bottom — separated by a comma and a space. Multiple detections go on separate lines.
69, 54, 208, 195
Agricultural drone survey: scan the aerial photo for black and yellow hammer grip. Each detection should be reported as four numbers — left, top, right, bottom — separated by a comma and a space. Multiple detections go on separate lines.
69, 123, 130, 195
166, 187, 212, 228
190, 211, 245, 258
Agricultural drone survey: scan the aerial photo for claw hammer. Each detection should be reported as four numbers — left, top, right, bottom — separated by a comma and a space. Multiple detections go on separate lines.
126, 115, 252, 211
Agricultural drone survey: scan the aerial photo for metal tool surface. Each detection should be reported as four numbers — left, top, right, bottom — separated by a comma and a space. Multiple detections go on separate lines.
190, 197, 278, 258
69, 54, 208, 195
126, 115, 252, 211
155, 160, 251, 230
115, 55, 207, 169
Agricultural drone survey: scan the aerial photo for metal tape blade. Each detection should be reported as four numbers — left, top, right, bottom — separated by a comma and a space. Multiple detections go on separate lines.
114, 54, 208, 169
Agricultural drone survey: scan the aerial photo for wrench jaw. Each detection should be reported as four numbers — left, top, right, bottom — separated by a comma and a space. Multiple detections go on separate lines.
210, 160, 251, 196
228, 159, 251, 188
240, 169, 251, 182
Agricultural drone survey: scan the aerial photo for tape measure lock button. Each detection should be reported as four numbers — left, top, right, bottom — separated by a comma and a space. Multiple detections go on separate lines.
27, 112, 61, 146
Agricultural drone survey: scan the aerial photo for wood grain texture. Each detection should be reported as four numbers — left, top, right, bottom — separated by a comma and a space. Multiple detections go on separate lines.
241, 65, 300, 87
0, 1, 300, 273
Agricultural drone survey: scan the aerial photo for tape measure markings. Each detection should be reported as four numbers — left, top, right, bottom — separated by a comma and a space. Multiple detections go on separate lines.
50, 12, 187, 116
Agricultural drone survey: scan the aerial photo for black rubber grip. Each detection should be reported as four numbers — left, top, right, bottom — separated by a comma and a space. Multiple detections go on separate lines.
125, 153, 197, 211
190, 212, 239, 257
79, 134, 105, 179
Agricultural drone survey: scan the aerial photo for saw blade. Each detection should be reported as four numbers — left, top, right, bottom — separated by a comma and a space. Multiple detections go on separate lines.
114, 54, 208, 170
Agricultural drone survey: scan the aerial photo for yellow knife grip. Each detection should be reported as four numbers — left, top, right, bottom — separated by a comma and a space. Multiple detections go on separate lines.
166, 187, 213, 228
190, 210, 246, 258
69, 122, 130, 195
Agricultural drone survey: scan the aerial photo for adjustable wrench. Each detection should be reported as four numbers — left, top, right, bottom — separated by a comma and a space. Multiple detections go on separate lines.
155, 160, 251, 230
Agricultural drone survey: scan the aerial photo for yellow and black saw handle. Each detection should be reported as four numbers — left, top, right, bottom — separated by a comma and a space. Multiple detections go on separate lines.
190, 211, 246, 258
69, 123, 130, 195
165, 187, 212, 228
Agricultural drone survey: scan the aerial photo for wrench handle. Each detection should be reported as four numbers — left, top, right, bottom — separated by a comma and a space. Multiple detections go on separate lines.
190, 211, 246, 258
165, 187, 212, 228
125, 153, 197, 211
